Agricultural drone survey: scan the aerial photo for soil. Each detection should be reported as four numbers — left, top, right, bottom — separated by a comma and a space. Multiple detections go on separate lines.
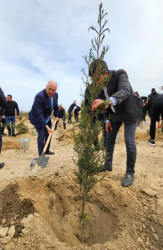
0, 118, 162, 249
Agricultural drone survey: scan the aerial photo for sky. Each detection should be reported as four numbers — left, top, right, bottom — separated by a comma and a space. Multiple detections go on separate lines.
0, 0, 163, 111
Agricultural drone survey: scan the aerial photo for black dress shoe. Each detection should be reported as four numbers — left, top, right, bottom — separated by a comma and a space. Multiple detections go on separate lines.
45, 151, 55, 155
0, 162, 5, 169
121, 173, 134, 187
12, 134, 16, 137
99, 163, 112, 173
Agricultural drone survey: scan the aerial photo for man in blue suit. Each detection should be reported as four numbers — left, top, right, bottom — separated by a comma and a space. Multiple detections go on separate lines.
29, 81, 59, 156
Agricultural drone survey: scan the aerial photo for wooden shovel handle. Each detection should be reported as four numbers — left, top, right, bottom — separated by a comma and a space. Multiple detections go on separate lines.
42, 120, 57, 153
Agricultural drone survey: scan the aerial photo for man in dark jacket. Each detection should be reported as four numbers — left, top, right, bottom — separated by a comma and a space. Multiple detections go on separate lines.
147, 94, 163, 146
55, 105, 66, 130
4, 95, 19, 136
90, 60, 142, 187
29, 81, 59, 156
74, 106, 81, 122
68, 100, 78, 123
146, 88, 159, 118
0, 87, 6, 169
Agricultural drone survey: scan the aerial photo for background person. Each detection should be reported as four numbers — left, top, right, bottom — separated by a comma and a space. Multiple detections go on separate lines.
68, 100, 78, 123
0, 87, 6, 169
146, 88, 159, 118
74, 106, 81, 122
4, 95, 19, 137
147, 94, 163, 146
29, 81, 59, 156
55, 105, 66, 130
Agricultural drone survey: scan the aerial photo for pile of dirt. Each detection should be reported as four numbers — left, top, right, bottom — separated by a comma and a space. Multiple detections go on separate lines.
56, 129, 74, 145
0, 183, 36, 237
2, 141, 20, 150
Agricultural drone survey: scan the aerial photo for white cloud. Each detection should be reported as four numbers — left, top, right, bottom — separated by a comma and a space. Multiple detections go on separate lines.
0, 0, 163, 110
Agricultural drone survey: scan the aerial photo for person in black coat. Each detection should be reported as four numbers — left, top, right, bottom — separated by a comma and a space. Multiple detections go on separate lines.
74, 106, 81, 122
68, 100, 78, 123
89, 59, 142, 187
4, 95, 19, 136
0, 87, 6, 169
146, 88, 159, 118
55, 105, 66, 130
147, 94, 163, 146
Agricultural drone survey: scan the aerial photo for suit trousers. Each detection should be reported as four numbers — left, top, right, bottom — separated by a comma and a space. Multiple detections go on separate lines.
105, 121, 137, 174
36, 120, 52, 156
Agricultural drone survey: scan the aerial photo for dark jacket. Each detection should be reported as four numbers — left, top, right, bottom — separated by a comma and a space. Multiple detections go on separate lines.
68, 103, 77, 113
58, 108, 65, 120
74, 107, 81, 116
147, 90, 159, 117
29, 89, 59, 129
151, 94, 163, 122
106, 70, 142, 124
5, 101, 19, 116
0, 88, 6, 116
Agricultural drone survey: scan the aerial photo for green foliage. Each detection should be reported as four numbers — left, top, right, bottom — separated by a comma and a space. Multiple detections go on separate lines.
16, 120, 29, 134
73, 2, 110, 226
19, 111, 29, 121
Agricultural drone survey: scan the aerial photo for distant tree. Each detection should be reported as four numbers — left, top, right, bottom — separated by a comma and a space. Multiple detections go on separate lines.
73, 2, 111, 240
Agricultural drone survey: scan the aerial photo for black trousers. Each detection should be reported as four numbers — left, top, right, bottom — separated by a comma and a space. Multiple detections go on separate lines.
55, 119, 66, 129
68, 112, 72, 123
150, 101, 163, 140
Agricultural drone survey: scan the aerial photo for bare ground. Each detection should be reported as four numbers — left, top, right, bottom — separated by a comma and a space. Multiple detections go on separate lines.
0, 119, 162, 250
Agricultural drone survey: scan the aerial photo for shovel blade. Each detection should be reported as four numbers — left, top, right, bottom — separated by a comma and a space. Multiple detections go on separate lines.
30, 154, 49, 174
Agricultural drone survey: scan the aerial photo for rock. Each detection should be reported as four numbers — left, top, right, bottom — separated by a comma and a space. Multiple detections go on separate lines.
141, 188, 157, 197
2, 219, 6, 225
21, 214, 34, 225
149, 214, 158, 222
8, 225, 15, 238
153, 233, 159, 240
150, 226, 155, 232
0, 236, 11, 244
138, 237, 143, 243
34, 213, 39, 217
158, 198, 163, 209
0, 227, 9, 237
22, 228, 29, 235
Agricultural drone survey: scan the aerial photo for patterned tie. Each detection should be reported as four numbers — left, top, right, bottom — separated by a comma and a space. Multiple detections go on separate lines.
50, 97, 53, 110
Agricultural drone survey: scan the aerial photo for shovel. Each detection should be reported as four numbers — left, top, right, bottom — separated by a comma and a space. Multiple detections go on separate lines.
30, 120, 56, 174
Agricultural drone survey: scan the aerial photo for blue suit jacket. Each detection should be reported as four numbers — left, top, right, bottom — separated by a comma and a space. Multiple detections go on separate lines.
29, 89, 59, 129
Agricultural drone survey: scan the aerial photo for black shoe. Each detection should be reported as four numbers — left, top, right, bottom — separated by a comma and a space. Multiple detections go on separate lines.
2, 133, 7, 136
12, 134, 16, 137
147, 139, 155, 146
0, 162, 5, 169
99, 163, 112, 173
121, 173, 134, 187
45, 151, 55, 155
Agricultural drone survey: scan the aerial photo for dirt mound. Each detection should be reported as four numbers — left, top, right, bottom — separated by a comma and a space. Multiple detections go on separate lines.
2, 141, 20, 150
0, 183, 36, 237
56, 129, 74, 145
